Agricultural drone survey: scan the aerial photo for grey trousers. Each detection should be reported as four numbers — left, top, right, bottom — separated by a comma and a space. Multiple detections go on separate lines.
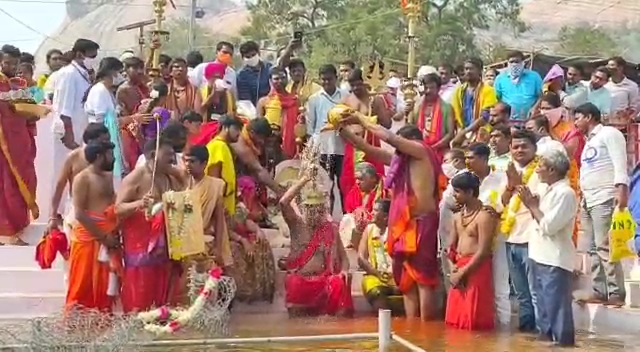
579, 198, 626, 299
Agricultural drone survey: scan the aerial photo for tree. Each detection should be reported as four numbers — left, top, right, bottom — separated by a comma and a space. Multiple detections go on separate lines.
555, 25, 619, 57
241, 0, 526, 74
162, 19, 222, 58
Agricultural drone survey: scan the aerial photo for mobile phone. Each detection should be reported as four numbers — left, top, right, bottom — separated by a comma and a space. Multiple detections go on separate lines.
293, 31, 303, 41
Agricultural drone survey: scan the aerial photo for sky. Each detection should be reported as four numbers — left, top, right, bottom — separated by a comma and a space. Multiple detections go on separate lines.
0, 0, 67, 54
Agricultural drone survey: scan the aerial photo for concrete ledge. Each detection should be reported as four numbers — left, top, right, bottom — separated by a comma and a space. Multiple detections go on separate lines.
573, 303, 640, 334
0, 268, 65, 294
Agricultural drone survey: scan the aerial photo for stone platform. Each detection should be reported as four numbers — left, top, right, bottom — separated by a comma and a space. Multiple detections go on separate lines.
2, 222, 640, 335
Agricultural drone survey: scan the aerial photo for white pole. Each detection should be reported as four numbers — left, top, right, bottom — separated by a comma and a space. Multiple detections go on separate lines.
378, 309, 392, 351
392, 334, 426, 352
187, 0, 196, 51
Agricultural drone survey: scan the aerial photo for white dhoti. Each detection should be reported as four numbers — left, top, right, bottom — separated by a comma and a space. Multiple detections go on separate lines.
493, 235, 512, 325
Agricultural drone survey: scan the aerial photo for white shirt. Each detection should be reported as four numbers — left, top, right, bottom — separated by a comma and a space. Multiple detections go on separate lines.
504, 161, 544, 244
84, 82, 116, 123
438, 168, 467, 249
536, 136, 567, 157
52, 61, 92, 142
306, 88, 349, 155
605, 77, 640, 113
189, 61, 237, 99
479, 170, 507, 211
529, 179, 577, 272
580, 124, 628, 207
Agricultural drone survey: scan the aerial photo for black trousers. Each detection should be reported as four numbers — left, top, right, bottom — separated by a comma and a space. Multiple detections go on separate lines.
319, 154, 344, 214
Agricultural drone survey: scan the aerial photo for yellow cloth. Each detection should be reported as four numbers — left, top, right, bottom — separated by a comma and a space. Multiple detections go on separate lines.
263, 95, 282, 127
163, 190, 205, 260
36, 73, 49, 89
206, 136, 236, 215
451, 82, 498, 129
361, 224, 397, 296
286, 77, 322, 107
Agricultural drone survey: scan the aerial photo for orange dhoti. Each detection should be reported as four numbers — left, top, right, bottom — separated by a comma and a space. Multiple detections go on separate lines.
445, 255, 495, 330
65, 206, 120, 313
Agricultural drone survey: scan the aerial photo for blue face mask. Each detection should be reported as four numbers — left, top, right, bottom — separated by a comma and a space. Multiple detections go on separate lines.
509, 62, 525, 78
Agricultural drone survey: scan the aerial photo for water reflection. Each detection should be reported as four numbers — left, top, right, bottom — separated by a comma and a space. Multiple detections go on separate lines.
146, 314, 638, 351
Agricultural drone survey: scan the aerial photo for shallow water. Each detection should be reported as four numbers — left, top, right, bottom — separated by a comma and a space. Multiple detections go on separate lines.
144, 314, 640, 351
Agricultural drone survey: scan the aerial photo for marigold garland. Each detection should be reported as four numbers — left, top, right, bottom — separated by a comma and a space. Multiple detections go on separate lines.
136, 267, 223, 335
500, 156, 539, 235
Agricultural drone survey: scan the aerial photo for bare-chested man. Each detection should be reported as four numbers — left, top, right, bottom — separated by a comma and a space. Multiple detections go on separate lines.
231, 117, 284, 196
116, 138, 187, 312
48, 123, 110, 233
116, 57, 149, 116
279, 168, 352, 317
444, 172, 496, 330
164, 58, 202, 118
65, 140, 119, 312
339, 122, 440, 320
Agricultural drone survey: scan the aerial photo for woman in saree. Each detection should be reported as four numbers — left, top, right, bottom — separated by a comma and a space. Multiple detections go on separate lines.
228, 175, 276, 303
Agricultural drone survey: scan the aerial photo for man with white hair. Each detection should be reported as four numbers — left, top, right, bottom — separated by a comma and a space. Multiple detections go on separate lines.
519, 149, 577, 346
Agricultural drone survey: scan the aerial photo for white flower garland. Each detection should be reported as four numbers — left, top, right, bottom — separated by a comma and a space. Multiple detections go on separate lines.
136, 267, 222, 335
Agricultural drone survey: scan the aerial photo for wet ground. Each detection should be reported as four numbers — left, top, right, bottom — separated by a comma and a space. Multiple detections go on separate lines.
146, 313, 640, 351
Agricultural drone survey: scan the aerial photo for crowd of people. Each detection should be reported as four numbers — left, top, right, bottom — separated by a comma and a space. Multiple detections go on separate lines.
0, 34, 638, 348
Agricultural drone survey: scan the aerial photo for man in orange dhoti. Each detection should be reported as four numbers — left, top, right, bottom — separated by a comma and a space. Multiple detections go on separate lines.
279, 170, 353, 317
0, 45, 38, 246
445, 172, 496, 330
66, 141, 121, 312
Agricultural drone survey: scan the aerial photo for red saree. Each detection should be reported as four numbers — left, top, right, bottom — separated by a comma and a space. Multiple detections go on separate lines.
120, 210, 176, 313
0, 76, 38, 238
284, 221, 353, 316
445, 255, 495, 330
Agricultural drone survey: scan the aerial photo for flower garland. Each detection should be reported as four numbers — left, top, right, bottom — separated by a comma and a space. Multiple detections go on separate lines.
499, 156, 540, 235
136, 267, 223, 335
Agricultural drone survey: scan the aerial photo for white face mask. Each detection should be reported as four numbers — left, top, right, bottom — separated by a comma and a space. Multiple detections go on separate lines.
244, 55, 260, 67
113, 72, 125, 86
83, 56, 98, 71
441, 162, 458, 179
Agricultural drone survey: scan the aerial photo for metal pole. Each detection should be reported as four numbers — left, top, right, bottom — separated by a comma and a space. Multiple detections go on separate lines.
187, 0, 196, 52
378, 309, 392, 351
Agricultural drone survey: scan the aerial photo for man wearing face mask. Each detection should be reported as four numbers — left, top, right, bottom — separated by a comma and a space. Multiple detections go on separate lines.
189, 41, 237, 98
66, 140, 119, 313
494, 51, 542, 121
237, 40, 272, 107
52, 39, 99, 218
84, 57, 128, 187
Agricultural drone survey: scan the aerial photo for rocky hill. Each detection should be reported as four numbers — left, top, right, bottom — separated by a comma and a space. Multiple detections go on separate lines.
34, 0, 640, 65
35, 0, 249, 63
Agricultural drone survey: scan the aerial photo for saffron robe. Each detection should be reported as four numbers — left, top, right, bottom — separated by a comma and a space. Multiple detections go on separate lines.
284, 221, 354, 316
65, 206, 119, 312
385, 144, 441, 292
